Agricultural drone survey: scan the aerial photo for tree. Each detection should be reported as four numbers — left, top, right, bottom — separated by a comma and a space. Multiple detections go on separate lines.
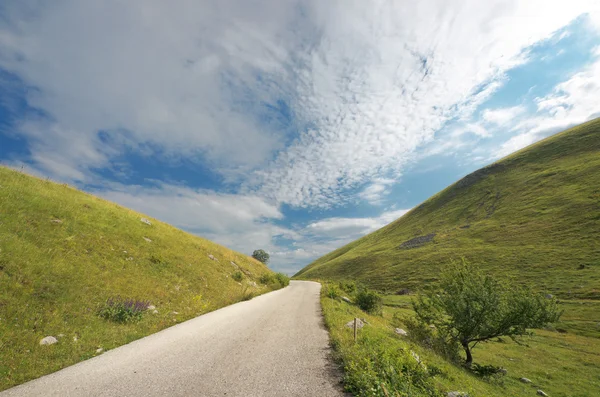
252, 249, 269, 264
413, 261, 561, 367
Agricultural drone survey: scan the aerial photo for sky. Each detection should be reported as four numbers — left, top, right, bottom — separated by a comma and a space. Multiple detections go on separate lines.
0, 1, 599, 275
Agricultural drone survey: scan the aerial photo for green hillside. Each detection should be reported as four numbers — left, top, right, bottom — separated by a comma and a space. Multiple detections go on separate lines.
295, 118, 600, 299
0, 166, 282, 390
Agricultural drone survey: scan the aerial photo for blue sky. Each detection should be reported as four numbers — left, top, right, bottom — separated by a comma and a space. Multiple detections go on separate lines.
1, 1, 599, 274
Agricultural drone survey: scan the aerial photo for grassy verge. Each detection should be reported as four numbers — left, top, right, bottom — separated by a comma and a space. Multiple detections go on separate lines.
320, 282, 600, 397
0, 166, 285, 391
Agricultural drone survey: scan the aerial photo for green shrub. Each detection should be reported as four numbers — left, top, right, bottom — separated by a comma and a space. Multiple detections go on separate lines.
232, 271, 243, 282
326, 284, 340, 299
338, 280, 357, 294
402, 314, 462, 363
356, 289, 383, 315
259, 273, 275, 285
98, 296, 149, 323
274, 272, 290, 287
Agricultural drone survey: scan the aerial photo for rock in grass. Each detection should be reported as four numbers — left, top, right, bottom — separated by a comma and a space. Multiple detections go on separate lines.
143, 237, 152, 242
147, 305, 156, 310
395, 328, 408, 336
447, 392, 468, 397
39, 336, 58, 345
140, 218, 152, 225
520, 377, 532, 383
341, 296, 352, 303
345, 319, 365, 329
96, 348, 103, 354
498, 368, 507, 375
537, 391, 549, 397
208, 254, 218, 261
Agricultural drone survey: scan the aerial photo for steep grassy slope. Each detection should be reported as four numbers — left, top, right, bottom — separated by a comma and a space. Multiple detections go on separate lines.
296, 119, 600, 299
0, 166, 280, 390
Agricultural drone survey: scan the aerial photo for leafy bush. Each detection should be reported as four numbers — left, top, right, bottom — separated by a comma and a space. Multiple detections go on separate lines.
338, 280, 357, 294
356, 289, 383, 315
232, 271, 243, 282
275, 272, 290, 287
326, 284, 340, 299
259, 272, 289, 288
98, 296, 149, 323
259, 273, 275, 285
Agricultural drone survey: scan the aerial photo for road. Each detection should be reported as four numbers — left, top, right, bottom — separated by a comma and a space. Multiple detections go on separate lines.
1, 281, 345, 397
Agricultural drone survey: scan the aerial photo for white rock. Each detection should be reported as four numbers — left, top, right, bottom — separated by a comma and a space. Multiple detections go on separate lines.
96, 348, 103, 354
520, 378, 532, 383
140, 218, 152, 225
395, 328, 408, 336
341, 296, 352, 303
172, 311, 179, 315
40, 336, 58, 345
208, 254, 218, 261
143, 237, 152, 242
345, 319, 365, 329
152, 310, 159, 314
147, 305, 156, 310
73, 336, 78, 342
447, 392, 468, 397
537, 391, 548, 397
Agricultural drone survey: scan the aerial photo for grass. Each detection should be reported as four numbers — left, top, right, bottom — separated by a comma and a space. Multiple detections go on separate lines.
0, 166, 284, 391
321, 282, 600, 396
295, 119, 600, 299
298, 120, 600, 395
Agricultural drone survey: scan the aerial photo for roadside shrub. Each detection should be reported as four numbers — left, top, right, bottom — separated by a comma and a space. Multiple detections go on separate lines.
338, 280, 357, 294
355, 289, 383, 315
274, 272, 290, 287
232, 271, 243, 282
259, 273, 275, 285
326, 284, 340, 299
98, 296, 149, 323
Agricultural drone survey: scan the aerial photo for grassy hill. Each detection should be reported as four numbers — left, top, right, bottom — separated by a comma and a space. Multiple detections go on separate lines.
295, 118, 600, 299
0, 166, 282, 390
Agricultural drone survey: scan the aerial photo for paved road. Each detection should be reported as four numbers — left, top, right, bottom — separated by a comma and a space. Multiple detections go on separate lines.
2, 281, 345, 397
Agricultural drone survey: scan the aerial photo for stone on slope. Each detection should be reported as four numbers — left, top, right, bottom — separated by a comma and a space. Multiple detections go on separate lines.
140, 218, 152, 225
520, 377, 532, 383
345, 319, 365, 329
341, 296, 352, 303
395, 328, 408, 336
39, 336, 58, 346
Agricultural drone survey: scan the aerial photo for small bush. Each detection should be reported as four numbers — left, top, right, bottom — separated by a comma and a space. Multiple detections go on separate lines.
98, 296, 149, 323
326, 284, 340, 299
356, 289, 383, 315
338, 280, 357, 294
232, 271, 243, 282
403, 315, 461, 363
259, 273, 275, 285
471, 363, 504, 379
274, 272, 290, 287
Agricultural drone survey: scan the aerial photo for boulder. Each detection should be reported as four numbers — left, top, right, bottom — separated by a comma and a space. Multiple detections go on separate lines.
447, 392, 468, 397
345, 318, 365, 329
545, 294, 554, 299
520, 378, 532, 384
395, 328, 408, 336
140, 218, 152, 225
341, 296, 352, 303
96, 348, 103, 354
39, 336, 58, 346
143, 237, 152, 242
498, 368, 507, 375
208, 254, 218, 261
147, 305, 156, 310
537, 391, 548, 397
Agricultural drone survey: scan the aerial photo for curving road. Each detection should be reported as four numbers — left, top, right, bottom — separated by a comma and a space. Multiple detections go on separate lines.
1, 281, 345, 397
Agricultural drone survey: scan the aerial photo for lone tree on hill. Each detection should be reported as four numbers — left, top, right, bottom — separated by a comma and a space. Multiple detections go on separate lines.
252, 249, 269, 264
413, 260, 561, 367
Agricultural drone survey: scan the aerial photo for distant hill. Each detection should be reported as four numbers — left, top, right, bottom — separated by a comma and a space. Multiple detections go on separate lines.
295, 119, 600, 299
0, 166, 278, 390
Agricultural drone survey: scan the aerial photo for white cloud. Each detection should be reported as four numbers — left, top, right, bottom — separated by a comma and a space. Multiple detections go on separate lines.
358, 178, 396, 205
1, 1, 599, 209
305, 208, 410, 239
482, 106, 527, 126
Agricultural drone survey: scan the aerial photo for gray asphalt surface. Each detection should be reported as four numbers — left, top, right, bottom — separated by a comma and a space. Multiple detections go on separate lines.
1, 281, 345, 397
